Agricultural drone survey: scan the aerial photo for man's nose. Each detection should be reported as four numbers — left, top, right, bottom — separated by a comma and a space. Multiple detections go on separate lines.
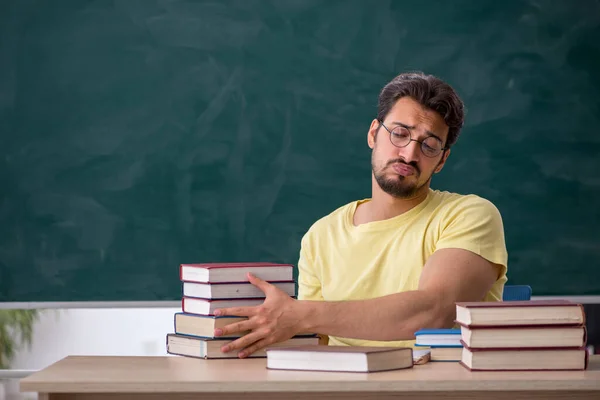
398, 139, 421, 163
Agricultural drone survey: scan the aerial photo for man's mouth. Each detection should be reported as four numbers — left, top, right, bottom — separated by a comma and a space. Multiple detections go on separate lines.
391, 162, 416, 177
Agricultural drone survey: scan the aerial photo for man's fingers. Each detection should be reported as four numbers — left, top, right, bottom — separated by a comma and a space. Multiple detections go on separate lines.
214, 320, 255, 337
213, 306, 255, 317
247, 273, 272, 293
237, 337, 274, 359
220, 331, 265, 354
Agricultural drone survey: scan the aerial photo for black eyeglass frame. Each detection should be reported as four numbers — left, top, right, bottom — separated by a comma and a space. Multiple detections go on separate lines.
379, 122, 448, 158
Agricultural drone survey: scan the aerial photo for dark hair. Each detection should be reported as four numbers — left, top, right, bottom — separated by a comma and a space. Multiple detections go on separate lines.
377, 72, 465, 149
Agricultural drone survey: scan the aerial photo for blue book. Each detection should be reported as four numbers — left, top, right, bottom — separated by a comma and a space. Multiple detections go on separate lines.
414, 328, 462, 347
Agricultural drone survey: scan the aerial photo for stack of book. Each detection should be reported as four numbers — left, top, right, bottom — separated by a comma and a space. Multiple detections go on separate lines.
166, 262, 319, 359
456, 299, 589, 371
414, 328, 462, 361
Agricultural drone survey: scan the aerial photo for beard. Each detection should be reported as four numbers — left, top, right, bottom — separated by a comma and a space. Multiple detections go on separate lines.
372, 158, 428, 198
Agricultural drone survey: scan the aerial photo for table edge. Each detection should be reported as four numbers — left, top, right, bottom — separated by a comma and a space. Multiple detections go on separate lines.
20, 379, 600, 393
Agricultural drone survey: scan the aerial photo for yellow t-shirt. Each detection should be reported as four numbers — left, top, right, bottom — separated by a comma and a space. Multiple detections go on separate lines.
297, 189, 508, 348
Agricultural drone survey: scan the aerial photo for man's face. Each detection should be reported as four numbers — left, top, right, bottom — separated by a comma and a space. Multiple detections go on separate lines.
368, 96, 450, 198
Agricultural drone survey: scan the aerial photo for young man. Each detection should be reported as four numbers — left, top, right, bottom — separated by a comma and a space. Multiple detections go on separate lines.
213, 72, 508, 358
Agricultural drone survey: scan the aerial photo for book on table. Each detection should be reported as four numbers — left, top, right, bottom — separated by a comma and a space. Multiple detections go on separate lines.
427, 346, 462, 362
265, 345, 414, 372
460, 342, 589, 371
166, 333, 320, 359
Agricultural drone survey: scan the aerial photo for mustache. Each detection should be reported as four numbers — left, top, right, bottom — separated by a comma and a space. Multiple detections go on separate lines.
387, 159, 420, 174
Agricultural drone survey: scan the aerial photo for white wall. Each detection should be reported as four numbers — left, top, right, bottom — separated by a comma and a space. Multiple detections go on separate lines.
4, 307, 180, 399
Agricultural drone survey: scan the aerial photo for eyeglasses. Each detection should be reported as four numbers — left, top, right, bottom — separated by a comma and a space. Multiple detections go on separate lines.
380, 122, 446, 158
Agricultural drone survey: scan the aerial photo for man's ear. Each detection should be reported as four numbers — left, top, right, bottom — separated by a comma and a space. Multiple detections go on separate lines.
434, 148, 451, 173
367, 119, 380, 149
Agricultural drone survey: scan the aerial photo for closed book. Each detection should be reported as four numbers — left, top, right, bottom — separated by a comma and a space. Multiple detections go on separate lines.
455, 300, 585, 327
166, 333, 319, 359
428, 346, 463, 362
265, 345, 414, 373
183, 281, 295, 299
180, 262, 294, 283
182, 297, 265, 316
174, 312, 316, 338
414, 328, 461, 346
174, 313, 247, 338
458, 323, 587, 349
460, 341, 589, 371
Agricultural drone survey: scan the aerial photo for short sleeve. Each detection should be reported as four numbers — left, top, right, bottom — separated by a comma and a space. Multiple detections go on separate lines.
296, 230, 324, 301
435, 196, 508, 271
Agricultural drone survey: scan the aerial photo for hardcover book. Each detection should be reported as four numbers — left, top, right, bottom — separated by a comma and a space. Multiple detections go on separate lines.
455, 300, 585, 327
460, 341, 589, 371
265, 345, 414, 373
180, 262, 294, 283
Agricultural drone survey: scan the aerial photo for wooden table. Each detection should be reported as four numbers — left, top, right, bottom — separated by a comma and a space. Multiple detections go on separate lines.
20, 355, 600, 400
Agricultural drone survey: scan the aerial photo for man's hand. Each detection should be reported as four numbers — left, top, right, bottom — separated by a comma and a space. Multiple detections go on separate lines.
213, 273, 307, 358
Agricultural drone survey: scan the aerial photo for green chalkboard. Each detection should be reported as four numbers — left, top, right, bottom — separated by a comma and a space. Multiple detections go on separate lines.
1, 0, 599, 301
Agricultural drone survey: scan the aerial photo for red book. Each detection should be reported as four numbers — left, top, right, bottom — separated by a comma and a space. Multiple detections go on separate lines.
179, 262, 294, 283
182, 297, 265, 316
457, 323, 587, 349
182, 281, 295, 299
459, 340, 589, 371
455, 300, 586, 327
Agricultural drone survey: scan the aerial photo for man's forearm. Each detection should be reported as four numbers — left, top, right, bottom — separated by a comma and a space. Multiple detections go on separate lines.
299, 290, 453, 341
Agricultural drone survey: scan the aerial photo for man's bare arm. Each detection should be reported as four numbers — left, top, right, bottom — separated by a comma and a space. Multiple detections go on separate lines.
212, 248, 502, 357
301, 248, 502, 341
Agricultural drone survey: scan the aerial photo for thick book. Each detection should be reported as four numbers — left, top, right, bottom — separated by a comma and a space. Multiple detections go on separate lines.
182, 280, 295, 299
174, 313, 248, 338
182, 297, 265, 316
265, 345, 414, 373
428, 346, 462, 362
166, 333, 319, 359
180, 262, 294, 283
458, 323, 587, 349
174, 312, 316, 338
455, 300, 585, 327
460, 341, 589, 371
414, 328, 461, 346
